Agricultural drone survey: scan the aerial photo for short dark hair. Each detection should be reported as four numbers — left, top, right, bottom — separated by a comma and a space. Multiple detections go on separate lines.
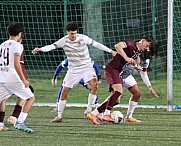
142, 33, 155, 46
7, 22, 23, 36
150, 43, 159, 55
66, 22, 78, 31
142, 43, 159, 59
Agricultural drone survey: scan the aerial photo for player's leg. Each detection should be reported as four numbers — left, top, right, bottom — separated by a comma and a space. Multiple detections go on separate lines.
96, 91, 123, 121
51, 86, 71, 122
87, 91, 117, 124
123, 75, 142, 122
79, 79, 99, 114
124, 84, 142, 122
85, 83, 99, 107
6, 82, 35, 133
8, 85, 34, 124
101, 68, 123, 122
7, 98, 25, 124
14, 97, 35, 133
102, 84, 122, 122
0, 85, 13, 131
76, 67, 99, 124
14, 95, 35, 133
94, 95, 99, 107
52, 86, 63, 112
87, 68, 123, 124
84, 76, 98, 116
0, 99, 9, 131
51, 69, 78, 122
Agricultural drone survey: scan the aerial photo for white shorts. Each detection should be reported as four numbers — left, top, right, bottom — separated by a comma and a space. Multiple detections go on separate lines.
62, 65, 96, 88
123, 75, 137, 89
0, 82, 34, 102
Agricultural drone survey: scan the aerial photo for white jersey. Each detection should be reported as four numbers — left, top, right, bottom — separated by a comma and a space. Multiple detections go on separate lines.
54, 34, 94, 70
0, 40, 23, 82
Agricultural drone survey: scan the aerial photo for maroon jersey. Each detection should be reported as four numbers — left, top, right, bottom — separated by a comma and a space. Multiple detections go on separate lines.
20, 51, 24, 64
106, 40, 142, 73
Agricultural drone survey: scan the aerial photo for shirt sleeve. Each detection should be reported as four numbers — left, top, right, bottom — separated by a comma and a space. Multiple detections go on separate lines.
82, 34, 112, 53
140, 59, 151, 87
54, 59, 68, 76
13, 43, 23, 57
41, 38, 65, 52
91, 41, 112, 53
53, 37, 65, 48
140, 71, 151, 87
93, 61, 101, 75
82, 35, 93, 45
61, 58, 68, 68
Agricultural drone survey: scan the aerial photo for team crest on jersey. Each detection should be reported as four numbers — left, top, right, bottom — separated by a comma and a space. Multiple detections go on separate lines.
77, 41, 81, 46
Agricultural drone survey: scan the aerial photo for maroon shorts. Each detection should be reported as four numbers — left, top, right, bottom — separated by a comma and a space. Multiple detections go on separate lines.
104, 67, 123, 92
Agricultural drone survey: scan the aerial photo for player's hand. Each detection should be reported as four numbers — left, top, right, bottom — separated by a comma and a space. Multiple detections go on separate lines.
23, 80, 30, 88
135, 64, 143, 71
51, 78, 57, 86
111, 50, 117, 56
136, 65, 143, 71
149, 86, 159, 98
32, 48, 41, 54
97, 74, 102, 84
125, 57, 135, 64
98, 80, 102, 84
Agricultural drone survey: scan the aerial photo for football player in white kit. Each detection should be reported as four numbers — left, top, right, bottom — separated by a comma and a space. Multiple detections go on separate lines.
7, 40, 34, 125
32, 22, 117, 122
0, 22, 35, 132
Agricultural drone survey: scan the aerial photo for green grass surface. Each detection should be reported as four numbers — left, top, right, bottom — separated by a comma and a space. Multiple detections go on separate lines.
8, 75, 170, 105
1, 106, 181, 146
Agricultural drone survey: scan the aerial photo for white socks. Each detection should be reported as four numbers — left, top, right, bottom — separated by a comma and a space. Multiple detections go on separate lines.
87, 93, 97, 111
0, 122, 4, 127
104, 109, 111, 115
58, 100, 67, 118
126, 97, 138, 118
18, 112, 28, 123
91, 108, 99, 116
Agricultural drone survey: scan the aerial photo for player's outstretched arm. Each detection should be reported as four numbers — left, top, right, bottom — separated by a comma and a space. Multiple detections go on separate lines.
32, 44, 57, 54
140, 70, 159, 98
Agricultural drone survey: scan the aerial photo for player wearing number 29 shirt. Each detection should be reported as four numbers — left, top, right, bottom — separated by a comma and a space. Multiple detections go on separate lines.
7, 44, 35, 126
0, 22, 35, 132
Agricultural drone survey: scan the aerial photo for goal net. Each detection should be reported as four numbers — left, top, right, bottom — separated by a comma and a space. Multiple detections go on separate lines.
0, 0, 180, 106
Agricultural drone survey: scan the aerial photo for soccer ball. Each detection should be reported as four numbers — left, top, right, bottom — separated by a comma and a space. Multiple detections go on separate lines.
111, 111, 124, 123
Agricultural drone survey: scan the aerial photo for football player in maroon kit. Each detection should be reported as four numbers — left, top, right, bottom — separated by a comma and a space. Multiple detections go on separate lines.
96, 43, 159, 123
87, 34, 155, 125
